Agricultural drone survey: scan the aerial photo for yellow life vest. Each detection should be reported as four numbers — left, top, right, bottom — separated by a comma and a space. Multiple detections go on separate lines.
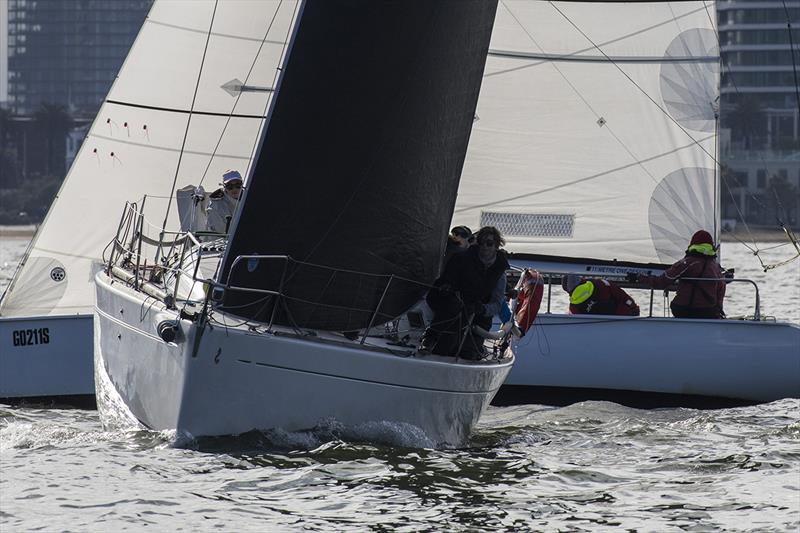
687, 243, 715, 256
570, 281, 595, 305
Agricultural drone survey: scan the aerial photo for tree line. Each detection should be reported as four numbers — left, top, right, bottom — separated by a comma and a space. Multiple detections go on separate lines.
0, 104, 76, 224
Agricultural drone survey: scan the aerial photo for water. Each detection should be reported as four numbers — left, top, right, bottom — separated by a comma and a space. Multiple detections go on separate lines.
1, 236, 799, 532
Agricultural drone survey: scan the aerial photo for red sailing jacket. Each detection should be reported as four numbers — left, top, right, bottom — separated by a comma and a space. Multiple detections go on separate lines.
642, 253, 726, 313
569, 279, 640, 316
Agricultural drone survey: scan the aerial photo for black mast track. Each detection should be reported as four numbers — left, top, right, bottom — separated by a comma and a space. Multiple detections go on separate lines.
219, 0, 498, 331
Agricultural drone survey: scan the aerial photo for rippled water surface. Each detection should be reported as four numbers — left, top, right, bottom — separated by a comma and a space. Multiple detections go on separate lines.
1, 236, 799, 531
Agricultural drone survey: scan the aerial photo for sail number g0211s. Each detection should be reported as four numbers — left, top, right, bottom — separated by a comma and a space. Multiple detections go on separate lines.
12, 328, 50, 347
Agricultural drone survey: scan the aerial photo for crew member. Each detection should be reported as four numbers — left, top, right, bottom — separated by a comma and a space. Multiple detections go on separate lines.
206, 169, 243, 234
420, 226, 509, 359
563, 274, 640, 316
442, 225, 473, 271
631, 229, 725, 319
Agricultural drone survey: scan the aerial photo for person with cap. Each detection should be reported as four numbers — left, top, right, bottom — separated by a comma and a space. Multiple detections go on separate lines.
420, 226, 509, 359
628, 229, 726, 319
562, 274, 640, 316
206, 169, 243, 234
442, 225, 474, 271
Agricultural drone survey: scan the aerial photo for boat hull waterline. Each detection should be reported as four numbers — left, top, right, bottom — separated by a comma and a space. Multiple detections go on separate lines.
94, 272, 513, 445
504, 313, 800, 405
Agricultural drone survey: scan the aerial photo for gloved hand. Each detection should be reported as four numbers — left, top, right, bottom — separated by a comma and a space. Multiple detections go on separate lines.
625, 272, 639, 284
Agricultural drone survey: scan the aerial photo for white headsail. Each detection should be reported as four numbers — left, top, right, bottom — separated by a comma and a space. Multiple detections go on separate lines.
454, 0, 719, 265
0, 0, 298, 317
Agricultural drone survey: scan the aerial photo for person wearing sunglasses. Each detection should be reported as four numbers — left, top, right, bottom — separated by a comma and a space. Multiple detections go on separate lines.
420, 226, 509, 360
206, 169, 244, 234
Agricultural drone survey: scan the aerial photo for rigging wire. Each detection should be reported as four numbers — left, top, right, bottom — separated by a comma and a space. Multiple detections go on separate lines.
157, 0, 220, 247
782, 0, 800, 117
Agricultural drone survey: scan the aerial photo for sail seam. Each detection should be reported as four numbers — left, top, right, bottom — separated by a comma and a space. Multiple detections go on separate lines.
147, 18, 289, 46
454, 136, 714, 215
87, 132, 254, 160
488, 49, 717, 63
105, 99, 267, 120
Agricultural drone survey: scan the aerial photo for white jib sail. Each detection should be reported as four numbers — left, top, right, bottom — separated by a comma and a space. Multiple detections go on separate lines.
454, 0, 719, 265
0, 0, 299, 317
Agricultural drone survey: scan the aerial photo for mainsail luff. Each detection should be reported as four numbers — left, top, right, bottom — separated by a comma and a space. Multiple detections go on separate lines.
220, 0, 499, 331
454, 0, 719, 266
0, 1, 297, 318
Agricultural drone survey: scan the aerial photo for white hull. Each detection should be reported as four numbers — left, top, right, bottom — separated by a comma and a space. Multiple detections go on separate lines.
0, 315, 94, 399
94, 272, 513, 446
504, 313, 800, 405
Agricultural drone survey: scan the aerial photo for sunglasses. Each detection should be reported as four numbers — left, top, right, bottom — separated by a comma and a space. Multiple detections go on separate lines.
479, 239, 497, 247
225, 182, 243, 190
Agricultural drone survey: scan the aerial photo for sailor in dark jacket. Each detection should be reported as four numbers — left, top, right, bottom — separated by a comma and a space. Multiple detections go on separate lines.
420, 226, 509, 359
563, 274, 640, 316
634, 229, 726, 319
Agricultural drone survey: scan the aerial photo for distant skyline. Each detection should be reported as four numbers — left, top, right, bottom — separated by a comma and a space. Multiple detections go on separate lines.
1, 0, 151, 117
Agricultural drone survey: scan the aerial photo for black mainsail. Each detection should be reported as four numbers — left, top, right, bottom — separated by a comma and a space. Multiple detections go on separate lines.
219, 0, 498, 331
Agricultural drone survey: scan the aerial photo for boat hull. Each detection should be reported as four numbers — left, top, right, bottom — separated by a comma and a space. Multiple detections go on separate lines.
94, 272, 512, 445
0, 314, 94, 400
501, 313, 800, 406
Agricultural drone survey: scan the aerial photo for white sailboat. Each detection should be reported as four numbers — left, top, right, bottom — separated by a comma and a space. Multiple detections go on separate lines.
94, 0, 513, 445
0, 0, 284, 400
454, 0, 800, 406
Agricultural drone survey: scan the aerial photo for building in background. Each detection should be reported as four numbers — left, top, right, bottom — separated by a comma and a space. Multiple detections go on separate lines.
0, 0, 151, 223
5, 0, 151, 118
1, 1, 8, 105
719, 0, 800, 228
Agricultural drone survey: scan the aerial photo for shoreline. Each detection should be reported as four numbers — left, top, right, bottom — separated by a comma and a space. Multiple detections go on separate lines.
0, 225, 38, 239
720, 227, 793, 243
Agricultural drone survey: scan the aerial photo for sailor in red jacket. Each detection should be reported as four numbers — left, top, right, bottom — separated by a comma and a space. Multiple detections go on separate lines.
634, 229, 726, 319
563, 274, 640, 316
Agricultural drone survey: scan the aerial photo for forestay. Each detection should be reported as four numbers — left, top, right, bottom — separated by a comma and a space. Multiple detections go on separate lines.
0, 1, 298, 317
453, 0, 719, 266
